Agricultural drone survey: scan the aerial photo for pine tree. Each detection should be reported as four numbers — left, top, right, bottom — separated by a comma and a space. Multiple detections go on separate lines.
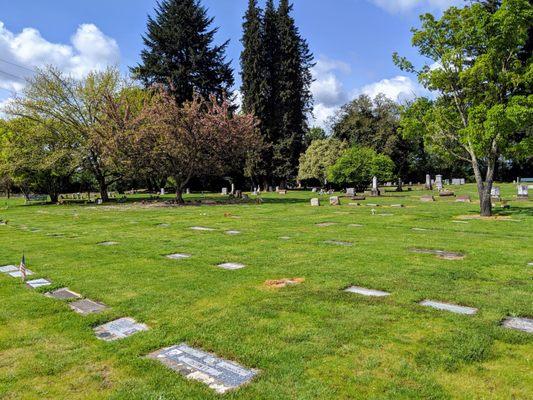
132, 0, 234, 105
273, 0, 314, 185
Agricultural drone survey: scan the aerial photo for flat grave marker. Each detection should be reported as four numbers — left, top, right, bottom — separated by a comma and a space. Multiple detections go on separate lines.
166, 254, 191, 260
0, 265, 18, 273
501, 317, 533, 333
345, 286, 390, 297
225, 230, 241, 235
70, 299, 107, 315
412, 228, 428, 231
45, 288, 82, 300
279, 236, 291, 240
316, 222, 336, 227
410, 248, 465, 260
419, 300, 477, 315
94, 317, 148, 341
218, 263, 246, 270
9, 269, 34, 278
98, 241, 118, 246
147, 343, 258, 394
190, 226, 216, 231
26, 278, 52, 289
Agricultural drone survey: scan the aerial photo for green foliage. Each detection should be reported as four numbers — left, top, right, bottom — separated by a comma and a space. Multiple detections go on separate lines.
132, 0, 234, 105
303, 127, 327, 148
327, 147, 394, 190
394, 0, 533, 215
297, 138, 347, 184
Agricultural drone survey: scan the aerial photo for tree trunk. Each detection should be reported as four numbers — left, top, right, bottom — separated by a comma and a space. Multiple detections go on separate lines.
98, 177, 109, 202
471, 151, 495, 217
176, 188, 185, 204
479, 190, 492, 216
49, 193, 59, 204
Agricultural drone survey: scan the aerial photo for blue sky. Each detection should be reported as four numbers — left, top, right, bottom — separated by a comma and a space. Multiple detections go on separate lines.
0, 0, 460, 126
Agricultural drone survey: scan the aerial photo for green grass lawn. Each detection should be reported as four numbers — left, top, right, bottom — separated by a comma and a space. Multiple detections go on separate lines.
0, 184, 532, 399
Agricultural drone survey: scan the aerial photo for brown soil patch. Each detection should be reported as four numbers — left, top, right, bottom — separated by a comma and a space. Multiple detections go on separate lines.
265, 278, 305, 288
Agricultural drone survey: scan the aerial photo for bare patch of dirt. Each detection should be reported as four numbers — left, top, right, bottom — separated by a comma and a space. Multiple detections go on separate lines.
265, 278, 304, 288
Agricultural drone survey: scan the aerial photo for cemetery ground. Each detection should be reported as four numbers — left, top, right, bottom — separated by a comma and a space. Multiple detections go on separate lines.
0, 184, 532, 400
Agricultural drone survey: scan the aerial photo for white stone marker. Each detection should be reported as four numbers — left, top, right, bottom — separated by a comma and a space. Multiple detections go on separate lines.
26, 278, 52, 289
166, 254, 191, 260
345, 286, 390, 297
9, 270, 33, 278
419, 300, 477, 315
502, 317, 533, 333
517, 185, 528, 198
98, 241, 118, 246
190, 226, 215, 231
310, 198, 320, 207
218, 263, 245, 270
148, 343, 258, 394
225, 230, 241, 235
0, 265, 18, 273
221, 187, 228, 195
94, 317, 149, 341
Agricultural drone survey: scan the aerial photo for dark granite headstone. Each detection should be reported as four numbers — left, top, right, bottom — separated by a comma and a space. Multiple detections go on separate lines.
45, 288, 82, 300
70, 299, 107, 315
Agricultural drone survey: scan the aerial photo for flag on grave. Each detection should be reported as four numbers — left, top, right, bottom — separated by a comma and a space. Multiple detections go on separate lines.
19, 253, 27, 281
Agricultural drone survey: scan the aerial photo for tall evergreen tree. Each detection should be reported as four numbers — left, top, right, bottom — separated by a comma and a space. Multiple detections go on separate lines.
132, 0, 234, 105
273, 0, 314, 185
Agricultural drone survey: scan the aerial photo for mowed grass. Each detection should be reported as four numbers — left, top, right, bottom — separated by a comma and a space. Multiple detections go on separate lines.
0, 184, 531, 400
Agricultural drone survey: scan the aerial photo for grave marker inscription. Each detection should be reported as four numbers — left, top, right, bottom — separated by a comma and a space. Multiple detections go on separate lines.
148, 344, 258, 394
94, 317, 148, 341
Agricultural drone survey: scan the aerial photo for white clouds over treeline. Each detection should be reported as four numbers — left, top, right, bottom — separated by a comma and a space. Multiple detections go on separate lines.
368, 0, 463, 13
0, 21, 120, 95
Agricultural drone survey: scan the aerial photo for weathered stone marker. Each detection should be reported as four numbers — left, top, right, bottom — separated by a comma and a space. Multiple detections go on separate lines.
94, 317, 148, 341
310, 198, 320, 207
70, 299, 107, 315
8, 269, 33, 278
502, 317, 533, 333
221, 187, 228, 195
346, 188, 355, 197
410, 248, 465, 260
225, 230, 241, 235
190, 226, 215, 231
98, 241, 118, 246
0, 265, 18, 273
329, 196, 340, 206
371, 176, 380, 196
425, 174, 432, 190
419, 300, 477, 315
324, 240, 353, 246
517, 185, 529, 198
147, 343, 258, 394
45, 288, 82, 300
316, 222, 336, 227
345, 286, 390, 297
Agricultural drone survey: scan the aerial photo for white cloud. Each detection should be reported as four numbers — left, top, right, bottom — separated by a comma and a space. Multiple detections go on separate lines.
0, 21, 120, 95
369, 0, 463, 13
310, 56, 350, 128
357, 75, 428, 103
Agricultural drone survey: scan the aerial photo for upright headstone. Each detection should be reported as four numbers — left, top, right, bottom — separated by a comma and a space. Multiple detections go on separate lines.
435, 175, 443, 191
311, 187, 317, 193
221, 187, 228, 195
491, 186, 500, 200
346, 188, 355, 197
230, 183, 235, 195
329, 196, 340, 206
310, 198, 320, 207
396, 178, 403, 192
518, 185, 529, 198
371, 176, 380, 196
186, 188, 190, 195
425, 174, 432, 190
160, 188, 165, 196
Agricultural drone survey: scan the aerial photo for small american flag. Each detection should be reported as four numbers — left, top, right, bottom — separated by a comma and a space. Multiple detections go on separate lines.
19, 253, 27, 281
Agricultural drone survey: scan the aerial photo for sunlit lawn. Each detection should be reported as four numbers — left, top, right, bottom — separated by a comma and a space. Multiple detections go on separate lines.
0, 184, 531, 399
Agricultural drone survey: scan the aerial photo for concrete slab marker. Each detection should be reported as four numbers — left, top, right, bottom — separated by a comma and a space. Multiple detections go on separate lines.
279, 236, 291, 240
225, 230, 241, 235
69, 299, 107, 315
94, 317, 148, 341
218, 263, 246, 270
45, 288, 82, 300
147, 343, 258, 394
190, 226, 215, 231
501, 317, 533, 333
0, 265, 18, 273
419, 300, 477, 315
316, 222, 336, 227
412, 228, 428, 231
26, 278, 52, 289
345, 286, 390, 297
166, 254, 191, 260
98, 241, 118, 246
8, 269, 34, 278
